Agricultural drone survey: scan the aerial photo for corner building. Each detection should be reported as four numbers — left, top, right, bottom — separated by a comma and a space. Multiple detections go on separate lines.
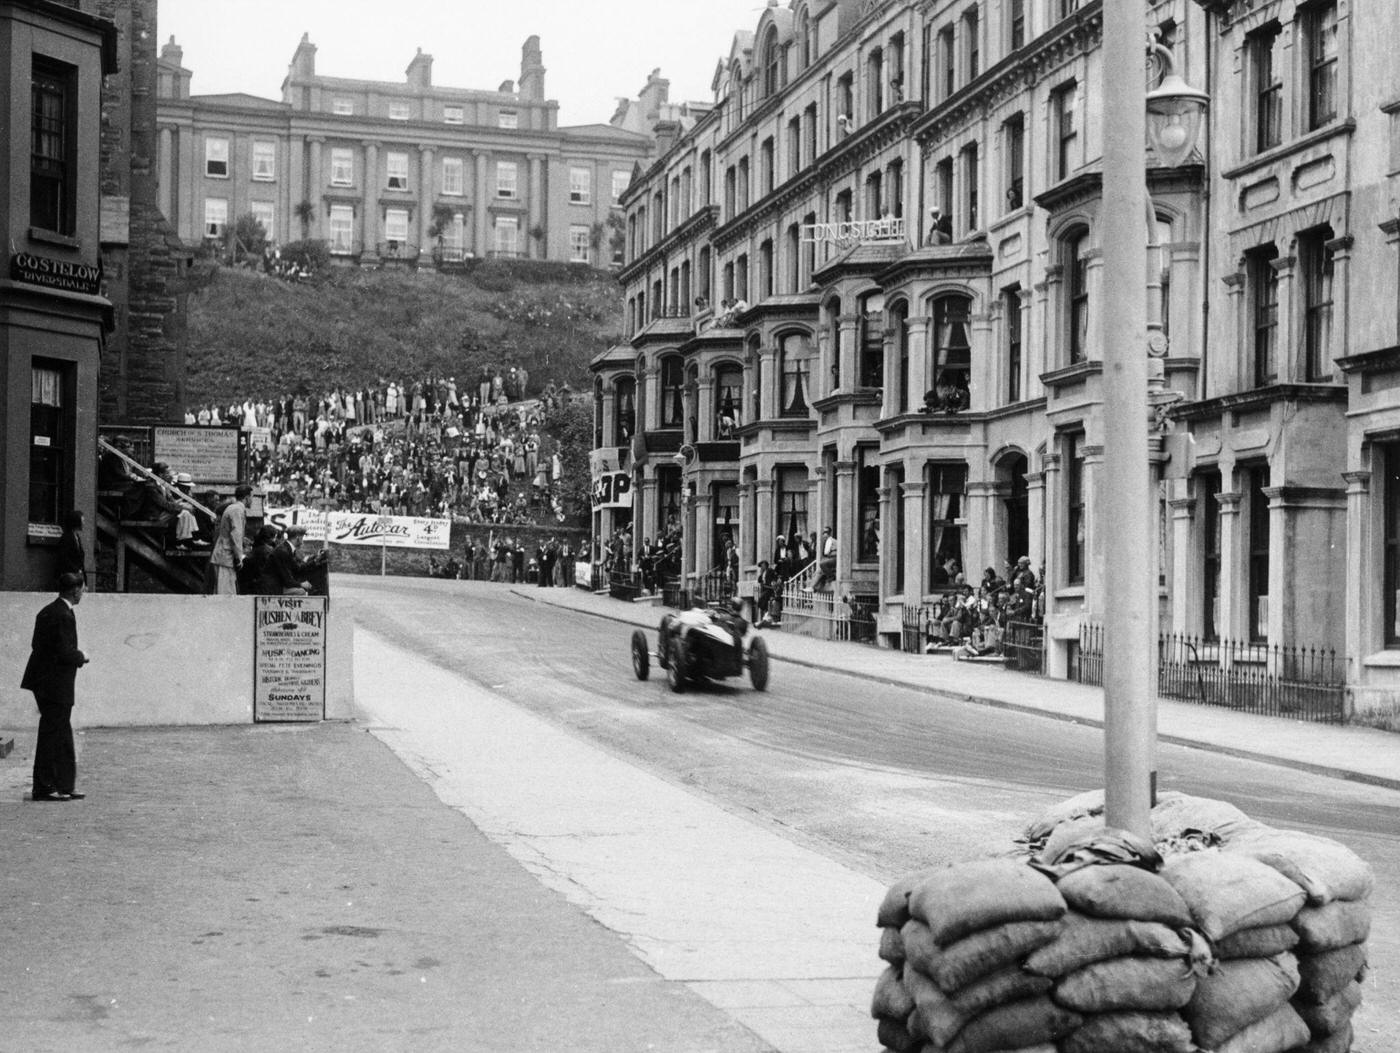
593, 0, 1400, 712
154, 34, 655, 266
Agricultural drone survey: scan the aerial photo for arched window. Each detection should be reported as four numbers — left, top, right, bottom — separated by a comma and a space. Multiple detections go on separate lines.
889, 299, 910, 413
746, 336, 763, 420
1066, 229, 1090, 363
826, 296, 842, 391
593, 377, 604, 447
614, 377, 636, 446
858, 292, 885, 389
660, 356, 685, 427
715, 364, 743, 438
778, 332, 813, 417
762, 28, 782, 98
931, 294, 972, 410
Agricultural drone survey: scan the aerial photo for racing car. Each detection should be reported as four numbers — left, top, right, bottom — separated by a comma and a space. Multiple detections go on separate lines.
630, 601, 770, 693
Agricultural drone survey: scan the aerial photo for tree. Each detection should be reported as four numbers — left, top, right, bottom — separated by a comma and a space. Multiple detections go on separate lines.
293, 199, 315, 239
606, 210, 627, 268
545, 395, 594, 525
428, 203, 458, 258
229, 213, 268, 264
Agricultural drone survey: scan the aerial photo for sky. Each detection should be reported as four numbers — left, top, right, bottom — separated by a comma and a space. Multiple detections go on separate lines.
156, 0, 772, 127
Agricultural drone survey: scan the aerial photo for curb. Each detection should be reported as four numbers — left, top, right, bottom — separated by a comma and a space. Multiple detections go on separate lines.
512, 588, 1400, 794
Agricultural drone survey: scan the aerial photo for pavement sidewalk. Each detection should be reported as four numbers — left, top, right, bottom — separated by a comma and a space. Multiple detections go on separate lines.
514, 583, 1400, 792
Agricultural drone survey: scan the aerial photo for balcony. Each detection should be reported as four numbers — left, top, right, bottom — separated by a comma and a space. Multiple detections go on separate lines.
376, 241, 420, 264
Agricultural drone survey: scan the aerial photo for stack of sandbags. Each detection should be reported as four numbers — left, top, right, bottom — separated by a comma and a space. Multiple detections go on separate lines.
1161, 851, 1312, 1052
1225, 828, 1373, 1053
1025, 864, 1205, 1053
873, 859, 1076, 1052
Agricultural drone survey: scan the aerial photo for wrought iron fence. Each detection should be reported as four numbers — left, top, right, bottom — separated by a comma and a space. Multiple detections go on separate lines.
695, 565, 735, 604
1072, 623, 1347, 723
608, 568, 641, 601
902, 603, 933, 653
659, 576, 687, 609
1003, 620, 1046, 674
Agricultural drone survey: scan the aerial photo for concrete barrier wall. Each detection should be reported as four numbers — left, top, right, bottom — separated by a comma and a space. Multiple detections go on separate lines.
0, 593, 355, 729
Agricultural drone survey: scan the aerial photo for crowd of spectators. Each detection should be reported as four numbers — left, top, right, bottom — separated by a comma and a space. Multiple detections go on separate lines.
921, 555, 1046, 658
183, 369, 576, 526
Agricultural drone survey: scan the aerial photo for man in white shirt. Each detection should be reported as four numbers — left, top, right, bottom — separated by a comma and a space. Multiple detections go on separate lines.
808, 526, 838, 592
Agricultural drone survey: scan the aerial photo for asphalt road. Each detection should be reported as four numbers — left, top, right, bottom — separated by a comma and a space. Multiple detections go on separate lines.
339, 576, 1400, 1046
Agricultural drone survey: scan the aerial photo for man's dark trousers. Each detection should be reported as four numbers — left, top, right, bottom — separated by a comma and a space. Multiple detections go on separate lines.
33, 697, 76, 797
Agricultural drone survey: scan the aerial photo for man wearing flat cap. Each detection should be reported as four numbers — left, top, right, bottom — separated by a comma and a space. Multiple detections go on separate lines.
22, 573, 90, 802
273, 524, 323, 595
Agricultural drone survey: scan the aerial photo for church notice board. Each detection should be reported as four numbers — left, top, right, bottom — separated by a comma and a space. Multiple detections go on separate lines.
253, 596, 328, 722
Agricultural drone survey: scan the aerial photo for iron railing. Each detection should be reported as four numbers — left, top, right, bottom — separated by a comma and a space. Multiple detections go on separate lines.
1003, 620, 1046, 674
695, 564, 735, 604
1072, 623, 1347, 723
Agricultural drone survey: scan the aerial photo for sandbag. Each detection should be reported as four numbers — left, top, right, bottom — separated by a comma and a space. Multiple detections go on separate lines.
1038, 815, 1108, 864
1150, 793, 1262, 844
880, 867, 942, 928
872, 964, 916, 1020
904, 960, 969, 1046
875, 1015, 919, 1052
944, 996, 1081, 1053
1214, 923, 1299, 961
908, 859, 1066, 946
1024, 788, 1106, 843
904, 918, 1062, 992
947, 965, 1052, 1019
1293, 899, 1371, 952
1294, 979, 1362, 1038
1053, 956, 1197, 1013
1226, 828, 1374, 906
1056, 865, 1194, 927
1213, 1002, 1310, 1053
1024, 913, 1192, 978
1303, 1021, 1353, 1053
1161, 852, 1306, 941
1295, 942, 1367, 1004
1183, 953, 1300, 1050
1058, 1010, 1196, 1053
880, 925, 906, 964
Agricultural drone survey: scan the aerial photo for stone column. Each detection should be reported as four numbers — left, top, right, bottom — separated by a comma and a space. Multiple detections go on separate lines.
965, 479, 999, 579
158, 126, 173, 220
638, 364, 658, 433
901, 479, 928, 600
1344, 471, 1373, 669
698, 489, 720, 577
305, 137, 323, 238
638, 475, 658, 564
1326, 235, 1354, 363
361, 141, 380, 258
1025, 470, 1046, 575
1270, 254, 1297, 380
1215, 491, 1244, 645
906, 313, 930, 411
418, 144, 436, 253
834, 460, 856, 587
1081, 443, 1104, 619
473, 150, 491, 257
877, 483, 894, 600
759, 344, 780, 420
696, 375, 715, 443
528, 155, 544, 258
1168, 496, 1196, 634
742, 480, 760, 570
837, 314, 860, 392
756, 481, 778, 571
684, 489, 702, 583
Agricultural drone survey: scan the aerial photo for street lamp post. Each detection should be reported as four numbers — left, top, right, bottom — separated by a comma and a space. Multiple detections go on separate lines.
1099, 6, 1208, 839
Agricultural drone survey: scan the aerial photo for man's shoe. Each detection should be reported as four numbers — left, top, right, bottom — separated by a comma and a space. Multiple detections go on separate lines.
64, 792, 86, 800
31, 791, 72, 802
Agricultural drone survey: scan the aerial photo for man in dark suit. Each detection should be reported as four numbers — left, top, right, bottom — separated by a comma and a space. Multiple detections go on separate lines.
22, 573, 90, 801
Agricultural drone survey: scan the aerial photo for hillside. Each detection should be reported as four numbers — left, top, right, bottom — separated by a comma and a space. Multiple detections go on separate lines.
184, 259, 624, 405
